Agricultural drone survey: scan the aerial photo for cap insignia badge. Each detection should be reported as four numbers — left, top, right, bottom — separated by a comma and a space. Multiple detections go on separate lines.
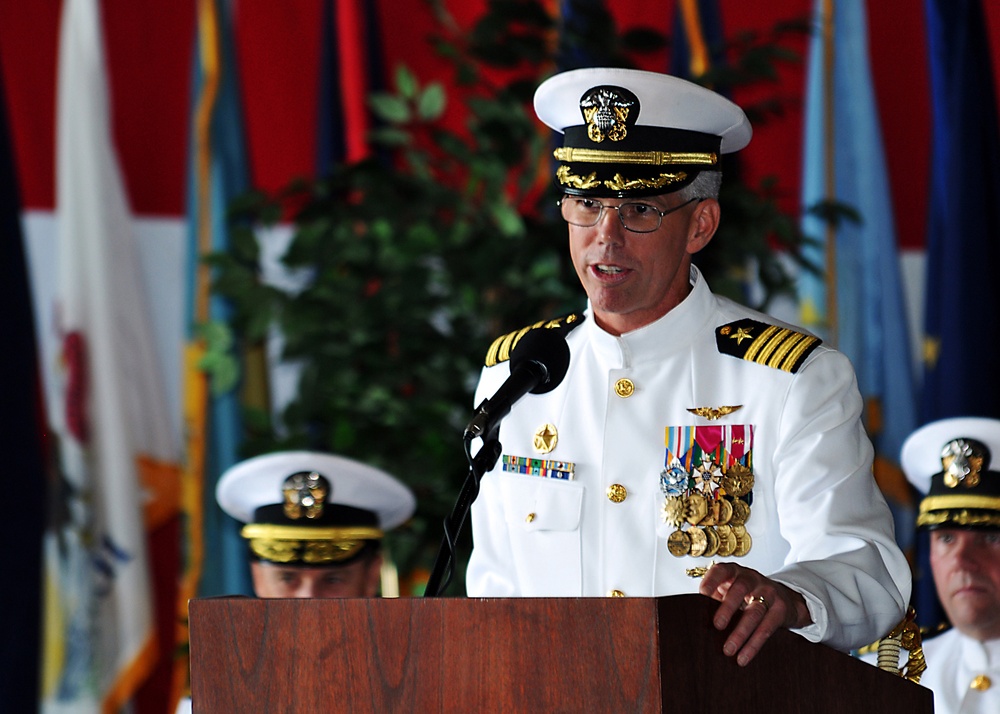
580, 86, 638, 143
282, 471, 330, 520
941, 438, 987, 489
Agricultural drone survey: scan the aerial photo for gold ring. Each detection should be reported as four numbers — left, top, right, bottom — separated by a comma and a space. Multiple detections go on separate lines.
749, 595, 767, 609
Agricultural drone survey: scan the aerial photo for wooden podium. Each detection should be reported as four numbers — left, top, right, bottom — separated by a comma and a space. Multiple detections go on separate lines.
188, 594, 932, 713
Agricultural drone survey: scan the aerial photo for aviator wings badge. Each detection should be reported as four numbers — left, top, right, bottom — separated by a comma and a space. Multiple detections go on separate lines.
687, 405, 743, 421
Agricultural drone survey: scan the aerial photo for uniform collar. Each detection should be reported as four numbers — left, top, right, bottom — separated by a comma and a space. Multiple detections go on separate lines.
956, 630, 1000, 673
583, 264, 716, 366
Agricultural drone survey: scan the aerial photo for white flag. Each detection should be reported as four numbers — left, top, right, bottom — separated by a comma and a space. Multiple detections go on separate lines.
43, 0, 179, 711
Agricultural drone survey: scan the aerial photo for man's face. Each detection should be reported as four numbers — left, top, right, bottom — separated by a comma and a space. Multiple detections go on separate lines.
567, 193, 717, 336
930, 528, 1000, 641
250, 554, 382, 598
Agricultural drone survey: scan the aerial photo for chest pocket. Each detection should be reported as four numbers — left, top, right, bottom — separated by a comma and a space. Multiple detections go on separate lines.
496, 473, 584, 595
499, 472, 584, 531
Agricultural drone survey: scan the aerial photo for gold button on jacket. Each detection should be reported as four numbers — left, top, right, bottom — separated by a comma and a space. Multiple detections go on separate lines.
614, 378, 635, 398
606, 483, 627, 503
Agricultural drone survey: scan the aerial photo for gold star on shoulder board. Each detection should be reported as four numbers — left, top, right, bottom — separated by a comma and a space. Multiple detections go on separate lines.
732, 327, 753, 344
687, 405, 743, 421
533, 423, 558, 454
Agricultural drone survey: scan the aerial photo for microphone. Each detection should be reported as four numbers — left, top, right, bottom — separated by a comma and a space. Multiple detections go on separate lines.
463, 328, 571, 440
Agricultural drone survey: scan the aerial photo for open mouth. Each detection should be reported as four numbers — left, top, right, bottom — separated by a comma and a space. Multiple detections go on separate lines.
595, 264, 625, 275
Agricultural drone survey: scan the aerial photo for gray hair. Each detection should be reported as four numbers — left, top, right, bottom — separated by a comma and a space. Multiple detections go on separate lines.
674, 170, 722, 201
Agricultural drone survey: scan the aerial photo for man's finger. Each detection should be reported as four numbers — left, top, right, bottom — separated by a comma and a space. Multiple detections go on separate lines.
721, 591, 768, 655
698, 561, 738, 596
710, 579, 756, 630
729, 594, 788, 666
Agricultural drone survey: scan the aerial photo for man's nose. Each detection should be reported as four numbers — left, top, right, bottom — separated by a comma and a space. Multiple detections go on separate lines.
952, 534, 982, 570
295, 580, 319, 598
597, 206, 626, 243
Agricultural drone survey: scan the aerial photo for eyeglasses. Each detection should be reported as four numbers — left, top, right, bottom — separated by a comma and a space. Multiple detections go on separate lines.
557, 196, 700, 233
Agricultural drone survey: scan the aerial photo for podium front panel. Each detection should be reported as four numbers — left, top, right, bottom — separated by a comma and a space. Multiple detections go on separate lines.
188, 595, 932, 713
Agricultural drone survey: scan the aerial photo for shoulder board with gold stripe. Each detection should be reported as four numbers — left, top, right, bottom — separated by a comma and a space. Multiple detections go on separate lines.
715, 318, 821, 374
484, 313, 586, 367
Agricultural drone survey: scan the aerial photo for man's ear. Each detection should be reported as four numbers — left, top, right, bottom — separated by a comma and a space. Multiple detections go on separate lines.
686, 198, 720, 255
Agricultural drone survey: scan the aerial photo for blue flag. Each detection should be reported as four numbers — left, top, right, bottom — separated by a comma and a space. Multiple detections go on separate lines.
913, 0, 1000, 631
177, 0, 251, 659
920, 0, 1000, 422
172, 1, 253, 705
797, 0, 919, 562
183, 0, 253, 601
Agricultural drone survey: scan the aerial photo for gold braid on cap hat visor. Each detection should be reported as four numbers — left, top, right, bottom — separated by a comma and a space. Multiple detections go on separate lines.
556, 165, 687, 192
241, 524, 384, 564
917, 494, 1000, 528
918, 510, 1000, 528
553, 147, 718, 165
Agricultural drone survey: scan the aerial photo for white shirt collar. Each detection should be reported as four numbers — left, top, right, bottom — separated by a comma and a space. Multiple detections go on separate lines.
582, 264, 717, 367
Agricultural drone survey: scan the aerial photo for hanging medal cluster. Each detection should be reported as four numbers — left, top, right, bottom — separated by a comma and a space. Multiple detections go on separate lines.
660, 425, 755, 558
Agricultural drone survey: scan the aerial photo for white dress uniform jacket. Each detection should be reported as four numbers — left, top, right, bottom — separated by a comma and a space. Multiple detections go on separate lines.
466, 266, 911, 651
919, 629, 1000, 714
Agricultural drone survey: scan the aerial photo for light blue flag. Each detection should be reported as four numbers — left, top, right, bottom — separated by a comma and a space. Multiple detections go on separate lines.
184, 0, 252, 599
798, 0, 918, 548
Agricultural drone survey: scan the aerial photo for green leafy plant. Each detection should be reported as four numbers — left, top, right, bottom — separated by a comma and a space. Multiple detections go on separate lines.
208, 0, 809, 594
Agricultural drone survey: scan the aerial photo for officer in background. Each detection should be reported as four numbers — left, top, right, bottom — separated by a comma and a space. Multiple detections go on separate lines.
177, 451, 415, 714
216, 450, 416, 598
901, 417, 1000, 714
466, 67, 910, 667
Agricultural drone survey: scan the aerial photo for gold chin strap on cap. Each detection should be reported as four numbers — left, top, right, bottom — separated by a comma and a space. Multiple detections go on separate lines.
241, 524, 383, 565
874, 607, 926, 684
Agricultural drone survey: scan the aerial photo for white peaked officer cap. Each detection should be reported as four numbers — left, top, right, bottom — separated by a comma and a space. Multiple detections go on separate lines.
901, 417, 1000, 531
217, 450, 416, 566
534, 67, 752, 198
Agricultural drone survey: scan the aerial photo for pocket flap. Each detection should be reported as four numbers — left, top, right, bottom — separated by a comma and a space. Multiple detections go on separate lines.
498, 473, 584, 532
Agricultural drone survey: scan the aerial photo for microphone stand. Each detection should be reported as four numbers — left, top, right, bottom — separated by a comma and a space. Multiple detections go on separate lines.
423, 423, 502, 597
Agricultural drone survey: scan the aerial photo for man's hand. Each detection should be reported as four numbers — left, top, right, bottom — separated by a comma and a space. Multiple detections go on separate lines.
698, 562, 812, 666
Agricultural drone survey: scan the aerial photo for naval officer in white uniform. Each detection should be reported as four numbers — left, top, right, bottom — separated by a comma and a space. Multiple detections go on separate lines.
466, 67, 910, 667
900, 417, 1000, 714
177, 450, 415, 713
215, 450, 415, 599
